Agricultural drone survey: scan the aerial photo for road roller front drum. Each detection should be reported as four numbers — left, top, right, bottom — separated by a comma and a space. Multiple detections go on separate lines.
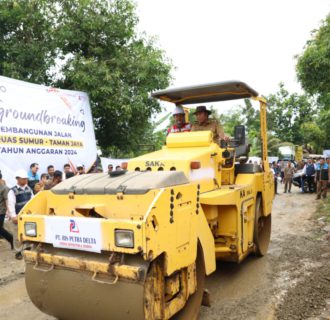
24, 246, 205, 320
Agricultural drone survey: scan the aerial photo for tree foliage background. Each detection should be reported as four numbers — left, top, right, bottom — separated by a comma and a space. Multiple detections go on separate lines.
0, 0, 172, 157
0, 1, 328, 158
215, 12, 330, 156
296, 14, 330, 107
296, 13, 330, 151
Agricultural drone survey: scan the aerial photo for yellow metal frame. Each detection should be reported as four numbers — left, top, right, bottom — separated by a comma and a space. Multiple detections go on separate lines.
18, 83, 275, 320
253, 96, 269, 172
24, 250, 142, 282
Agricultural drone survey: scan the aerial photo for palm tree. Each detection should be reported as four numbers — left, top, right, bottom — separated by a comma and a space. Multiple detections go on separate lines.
250, 132, 293, 157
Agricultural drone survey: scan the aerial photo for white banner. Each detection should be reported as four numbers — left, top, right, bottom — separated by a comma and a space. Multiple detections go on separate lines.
0, 76, 97, 186
44, 216, 102, 253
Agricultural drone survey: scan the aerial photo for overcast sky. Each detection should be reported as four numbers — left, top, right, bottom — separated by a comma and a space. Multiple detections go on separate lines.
136, 0, 329, 98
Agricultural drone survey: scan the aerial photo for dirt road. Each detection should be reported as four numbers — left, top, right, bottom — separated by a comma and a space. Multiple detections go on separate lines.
200, 184, 330, 320
0, 183, 329, 319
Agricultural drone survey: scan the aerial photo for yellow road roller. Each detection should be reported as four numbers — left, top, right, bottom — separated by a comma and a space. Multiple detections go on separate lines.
18, 81, 274, 319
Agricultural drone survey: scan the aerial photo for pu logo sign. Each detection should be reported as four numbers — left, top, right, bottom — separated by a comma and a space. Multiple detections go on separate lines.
69, 219, 80, 233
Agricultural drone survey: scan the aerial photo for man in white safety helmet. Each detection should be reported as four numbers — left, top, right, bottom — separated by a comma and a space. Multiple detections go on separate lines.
167, 105, 191, 134
7, 169, 34, 224
7, 169, 34, 259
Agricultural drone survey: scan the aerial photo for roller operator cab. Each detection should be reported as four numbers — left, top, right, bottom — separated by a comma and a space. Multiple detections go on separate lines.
18, 81, 274, 320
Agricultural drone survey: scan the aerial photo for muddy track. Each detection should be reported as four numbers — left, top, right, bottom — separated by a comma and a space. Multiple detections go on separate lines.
200, 184, 330, 320
0, 183, 329, 320
0, 271, 24, 287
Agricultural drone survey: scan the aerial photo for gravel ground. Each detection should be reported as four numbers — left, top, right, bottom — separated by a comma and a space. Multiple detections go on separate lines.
200, 184, 330, 320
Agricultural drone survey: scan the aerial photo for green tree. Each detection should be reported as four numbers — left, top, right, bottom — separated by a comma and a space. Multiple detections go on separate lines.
239, 99, 260, 155
0, 0, 172, 155
0, 0, 56, 84
242, 99, 260, 132
217, 107, 244, 136
296, 14, 330, 106
266, 83, 316, 145
250, 133, 293, 157
296, 14, 330, 147
318, 108, 330, 149
217, 96, 308, 156
300, 122, 326, 153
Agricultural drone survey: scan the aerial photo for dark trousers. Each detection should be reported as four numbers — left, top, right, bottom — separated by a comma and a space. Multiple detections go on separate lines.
301, 176, 305, 191
306, 176, 314, 192
274, 177, 278, 194
0, 214, 13, 246
317, 180, 328, 198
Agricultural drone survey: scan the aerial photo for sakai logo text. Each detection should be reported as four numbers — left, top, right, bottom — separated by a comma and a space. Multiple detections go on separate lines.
240, 189, 253, 198
70, 219, 79, 233
145, 161, 165, 167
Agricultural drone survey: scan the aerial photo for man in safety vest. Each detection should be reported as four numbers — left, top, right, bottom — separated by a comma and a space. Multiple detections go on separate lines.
7, 169, 34, 258
7, 169, 34, 224
302, 158, 316, 193
315, 157, 330, 199
167, 106, 191, 134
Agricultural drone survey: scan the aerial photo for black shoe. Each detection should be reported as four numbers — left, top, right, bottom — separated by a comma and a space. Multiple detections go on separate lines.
15, 251, 23, 260
288, 191, 291, 193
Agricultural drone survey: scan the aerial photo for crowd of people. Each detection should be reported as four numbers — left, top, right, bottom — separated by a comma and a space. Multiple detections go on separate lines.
0, 158, 130, 255
0, 162, 89, 256
271, 157, 330, 199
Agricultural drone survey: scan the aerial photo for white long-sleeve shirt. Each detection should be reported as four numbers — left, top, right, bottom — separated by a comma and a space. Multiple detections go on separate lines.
7, 184, 34, 218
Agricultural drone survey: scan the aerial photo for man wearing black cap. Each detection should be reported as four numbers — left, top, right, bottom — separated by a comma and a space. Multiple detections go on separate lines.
191, 106, 225, 143
76, 164, 85, 175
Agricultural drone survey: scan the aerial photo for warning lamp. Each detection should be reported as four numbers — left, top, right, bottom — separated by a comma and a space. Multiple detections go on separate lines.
190, 161, 201, 170
121, 162, 128, 170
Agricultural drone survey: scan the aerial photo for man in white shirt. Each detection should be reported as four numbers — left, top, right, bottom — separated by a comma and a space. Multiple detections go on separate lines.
302, 158, 316, 193
63, 163, 72, 180
7, 169, 34, 224
7, 169, 34, 258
